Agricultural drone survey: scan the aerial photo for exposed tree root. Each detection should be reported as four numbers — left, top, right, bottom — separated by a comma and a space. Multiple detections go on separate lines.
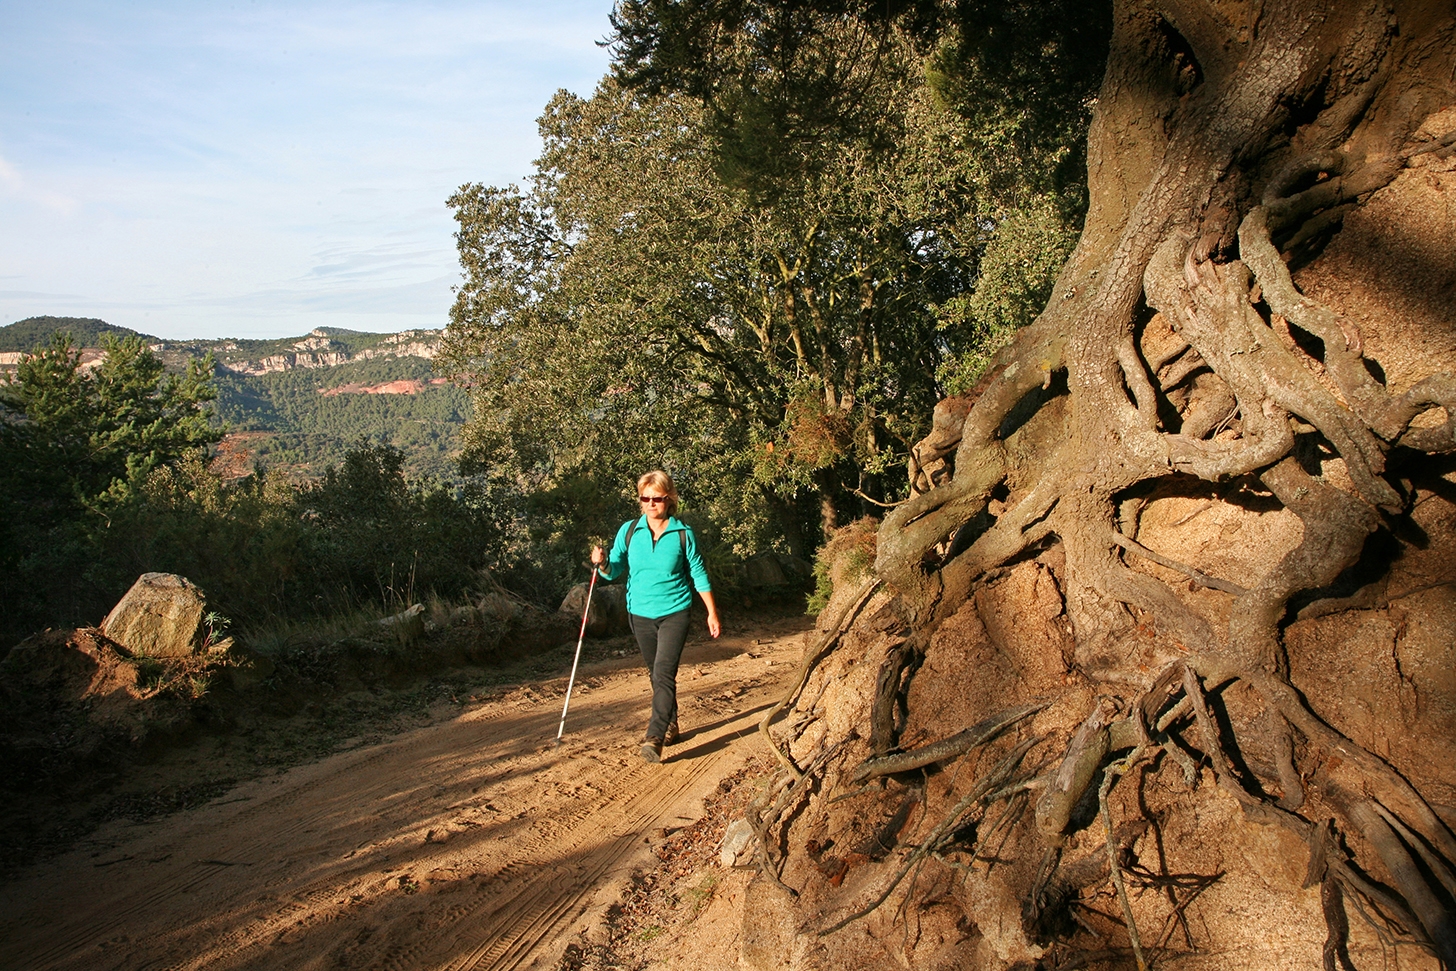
817, 734, 1044, 936
850, 701, 1047, 783
758, 578, 883, 779
1108, 530, 1246, 595
751, 740, 850, 898
747, 6, 1456, 967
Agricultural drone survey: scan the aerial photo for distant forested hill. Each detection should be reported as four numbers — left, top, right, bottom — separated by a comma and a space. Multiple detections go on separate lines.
1, 317, 462, 480
0, 316, 150, 351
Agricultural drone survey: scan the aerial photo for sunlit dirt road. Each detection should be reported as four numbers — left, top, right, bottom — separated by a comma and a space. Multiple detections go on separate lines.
0, 614, 810, 971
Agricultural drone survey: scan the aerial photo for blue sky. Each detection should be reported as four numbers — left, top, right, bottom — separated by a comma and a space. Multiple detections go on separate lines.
0, 1, 615, 339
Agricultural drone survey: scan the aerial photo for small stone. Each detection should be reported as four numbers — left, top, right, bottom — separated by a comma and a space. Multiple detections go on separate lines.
719, 818, 755, 867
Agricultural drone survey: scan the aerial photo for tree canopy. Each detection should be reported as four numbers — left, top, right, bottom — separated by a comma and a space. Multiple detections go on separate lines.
0, 316, 148, 352
443, 11, 1104, 554
0, 333, 222, 641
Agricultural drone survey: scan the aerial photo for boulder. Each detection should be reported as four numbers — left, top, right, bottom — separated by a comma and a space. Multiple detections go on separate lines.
777, 553, 813, 584
742, 552, 813, 589
101, 573, 208, 658
744, 553, 787, 587
449, 604, 481, 627
478, 591, 520, 625
378, 604, 426, 644
559, 581, 629, 637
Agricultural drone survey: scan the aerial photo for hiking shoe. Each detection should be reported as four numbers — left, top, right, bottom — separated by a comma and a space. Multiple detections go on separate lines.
664, 719, 680, 746
639, 739, 663, 763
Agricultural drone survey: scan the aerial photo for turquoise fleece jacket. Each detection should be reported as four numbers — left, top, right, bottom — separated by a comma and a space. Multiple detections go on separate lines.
598, 515, 712, 619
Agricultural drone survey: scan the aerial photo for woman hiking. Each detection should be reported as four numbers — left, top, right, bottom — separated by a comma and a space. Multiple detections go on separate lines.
590, 470, 721, 762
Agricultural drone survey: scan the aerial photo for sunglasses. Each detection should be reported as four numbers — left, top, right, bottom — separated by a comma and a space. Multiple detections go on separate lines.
639, 495, 668, 504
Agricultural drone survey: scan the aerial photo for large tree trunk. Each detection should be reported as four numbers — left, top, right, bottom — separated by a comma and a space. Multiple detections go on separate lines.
746, 2, 1456, 968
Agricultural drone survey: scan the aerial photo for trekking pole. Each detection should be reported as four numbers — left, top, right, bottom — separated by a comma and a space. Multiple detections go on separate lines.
555, 567, 599, 746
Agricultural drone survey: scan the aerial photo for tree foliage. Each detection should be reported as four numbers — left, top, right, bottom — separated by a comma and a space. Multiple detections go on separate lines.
444, 13, 1101, 555
0, 332, 510, 650
212, 356, 469, 481
0, 316, 145, 352
274, 441, 505, 612
610, 0, 1108, 198
0, 333, 222, 643
0, 333, 220, 514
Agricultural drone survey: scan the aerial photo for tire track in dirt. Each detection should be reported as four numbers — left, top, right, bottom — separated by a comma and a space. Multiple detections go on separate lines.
0, 617, 809, 971
186, 725, 745, 971
445, 752, 727, 971
5, 739, 432, 971
135, 709, 648, 971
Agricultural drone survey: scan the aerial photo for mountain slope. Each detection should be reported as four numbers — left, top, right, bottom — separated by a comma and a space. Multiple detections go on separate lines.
1, 318, 464, 480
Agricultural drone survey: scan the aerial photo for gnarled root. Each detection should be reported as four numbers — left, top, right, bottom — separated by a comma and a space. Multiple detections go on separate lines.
1026, 667, 1456, 967
805, 26, 1456, 967
817, 734, 1044, 936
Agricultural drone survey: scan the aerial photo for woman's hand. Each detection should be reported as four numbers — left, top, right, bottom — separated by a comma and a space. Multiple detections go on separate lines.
700, 590, 721, 638
590, 545, 606, 568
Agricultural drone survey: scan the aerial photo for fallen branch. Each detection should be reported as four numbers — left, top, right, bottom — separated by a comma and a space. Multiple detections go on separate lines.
1035, 701, 1115, 839
851, 487, 908, 509
850, 701, 1047, 782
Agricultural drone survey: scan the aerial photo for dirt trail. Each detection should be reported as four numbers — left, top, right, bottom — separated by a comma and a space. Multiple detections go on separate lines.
0, 614, 811, 971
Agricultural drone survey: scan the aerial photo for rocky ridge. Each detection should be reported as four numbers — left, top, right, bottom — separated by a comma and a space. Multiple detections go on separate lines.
198, 328, 442, 376
0, 319, 443, 377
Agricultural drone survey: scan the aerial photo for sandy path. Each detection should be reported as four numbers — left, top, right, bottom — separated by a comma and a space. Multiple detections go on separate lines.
0, 615, 810, 971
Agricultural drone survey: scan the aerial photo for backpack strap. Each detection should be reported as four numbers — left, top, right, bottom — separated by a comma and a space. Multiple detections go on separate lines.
623, 518, 689, 558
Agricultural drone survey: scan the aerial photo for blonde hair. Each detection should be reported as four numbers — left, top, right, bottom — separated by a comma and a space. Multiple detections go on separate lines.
636, 470, 679, 516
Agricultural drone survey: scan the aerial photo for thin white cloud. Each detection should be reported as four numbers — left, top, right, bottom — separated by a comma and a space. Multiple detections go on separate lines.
197, 275, 457, 316
0, 289, 90, 301
0, 152, 79, 214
